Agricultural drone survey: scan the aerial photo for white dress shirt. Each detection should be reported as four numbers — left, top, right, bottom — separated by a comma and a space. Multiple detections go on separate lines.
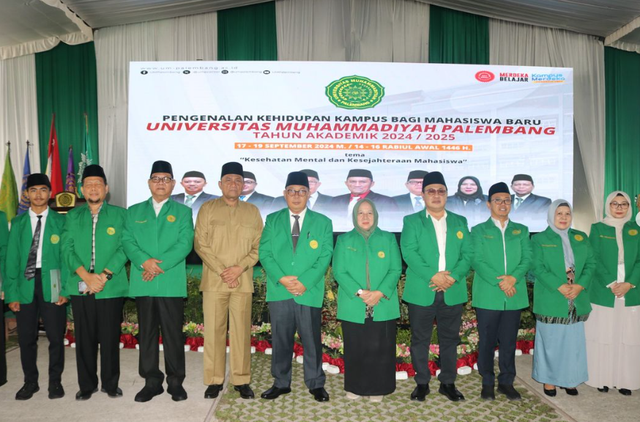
427, 210, 448, 271
185, 191, 203, 205
29, 207, 49, 268
492, 217, 509, 274
309, 192, 319, 209
152, 197, 169, 217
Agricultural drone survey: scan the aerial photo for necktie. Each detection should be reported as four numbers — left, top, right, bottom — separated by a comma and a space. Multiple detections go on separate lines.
24, 215, 42, 279
292, 215, 300, 252
239, 195, 246, 201
185, 195, 195, 207
515, 197, 523, 210
414, 197, 424, 212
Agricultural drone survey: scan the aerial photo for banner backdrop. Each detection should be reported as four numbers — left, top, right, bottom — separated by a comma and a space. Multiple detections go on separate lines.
128, 61, 573, 232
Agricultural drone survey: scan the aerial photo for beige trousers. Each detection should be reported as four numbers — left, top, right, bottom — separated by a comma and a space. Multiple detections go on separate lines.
203, 291, 252, 385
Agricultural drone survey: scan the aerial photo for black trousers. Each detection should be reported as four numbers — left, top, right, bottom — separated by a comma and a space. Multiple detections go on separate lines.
15, 270, 67, 384
408, 292, 463, 385
476, 308, 522, 386
269, 299, 325, 389
136, 297, 185, 390
1, 299, 6, 385
71, 295, 124, 392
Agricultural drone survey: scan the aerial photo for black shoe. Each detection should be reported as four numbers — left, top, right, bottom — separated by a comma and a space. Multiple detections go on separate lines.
15, 383, 40, 400
261, 386, 291, 400
309, 387, 330, 402
439, 383, 465, 402
497, 384, 521, 401
134, 386, 164, 403
619, 388, 632, 396
0, 379, 7, 387
410, 384, 429, 401
543, 387, 557, 397
204, 384, 224, 399
234, 384, 255, 399
561, 387, 578, 396
75, 388, 98, 401
101, 387, 124, 398
480, 385, 495, 401
168, 385, 188, 402
48, 382, 65, 399
597, 386, 609, 393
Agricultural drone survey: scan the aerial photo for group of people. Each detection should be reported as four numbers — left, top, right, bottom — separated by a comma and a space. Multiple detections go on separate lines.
0, 161, 638, 408
172, 167, 553, 230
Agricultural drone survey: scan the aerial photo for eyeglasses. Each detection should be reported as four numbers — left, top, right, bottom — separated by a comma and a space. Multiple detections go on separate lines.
611, 202, 630, 209
491, 199, 512, 205
286, 188, 309, 197
150, 176, 173, 184
243, 180, 256, 185
424, 188, 447, 196
83, 183, 105, 189
407, 181, 423, 186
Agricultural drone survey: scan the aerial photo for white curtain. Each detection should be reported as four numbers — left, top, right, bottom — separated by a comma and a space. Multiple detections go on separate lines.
0, 54, 41, 185
94, 12, 218, 207
490, 19, 605, 231
276, 0, 429, 62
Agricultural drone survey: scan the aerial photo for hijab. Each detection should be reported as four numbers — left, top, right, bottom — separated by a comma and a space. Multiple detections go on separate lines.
603, 191, 632, 265
454, 176, 485, 202
352, 198, 378, 240
547, 199, 575, 269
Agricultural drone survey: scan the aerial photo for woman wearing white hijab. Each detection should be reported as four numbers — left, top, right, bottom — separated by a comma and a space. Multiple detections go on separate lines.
585, 191, 640, 395
531, 200, 595, 396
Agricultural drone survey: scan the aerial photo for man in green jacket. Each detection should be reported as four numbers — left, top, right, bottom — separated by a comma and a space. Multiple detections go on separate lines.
5, 174, 68, 400
259, 172, 333, 402
471, 182, 532, 401
62, 165, 129, 400
123, 161, 194, 402
401, 171, 472, 402
0, 210, 8, 387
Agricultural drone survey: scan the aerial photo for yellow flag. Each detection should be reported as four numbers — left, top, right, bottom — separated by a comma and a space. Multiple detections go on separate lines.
0, 150, 19, 221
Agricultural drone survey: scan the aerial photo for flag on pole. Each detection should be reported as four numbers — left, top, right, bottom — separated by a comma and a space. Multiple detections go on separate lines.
0, 145, 19, 221
65, 146, 77, 195
17, 143, 31, 215
45, 114, 64, 198
77, 112, 94, 198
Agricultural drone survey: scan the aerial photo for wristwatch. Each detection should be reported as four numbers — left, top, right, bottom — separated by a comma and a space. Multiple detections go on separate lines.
356, 289, 363, 297
102, 270, 113, 281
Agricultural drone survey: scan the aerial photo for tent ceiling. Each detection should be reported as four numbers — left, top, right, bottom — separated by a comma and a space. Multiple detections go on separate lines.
1, 0, 640, 52
423, 0, 640, 39
0, 0, 82, 47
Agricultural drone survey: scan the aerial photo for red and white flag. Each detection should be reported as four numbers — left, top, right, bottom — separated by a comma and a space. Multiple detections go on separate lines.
45, 114, 64, 197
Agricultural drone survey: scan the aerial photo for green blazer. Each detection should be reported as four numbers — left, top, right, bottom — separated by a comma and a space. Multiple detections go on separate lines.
5, 209, 67, 304
401, 210, 472, 307
259, 208, 333, 308
333, 228, 402, 323
0, 211, 8, 292
588, 221, 640, 307
62, 202, 129, 299
123, 198, 194, 298
531, 227, 595, 318
471, 219, 532, 310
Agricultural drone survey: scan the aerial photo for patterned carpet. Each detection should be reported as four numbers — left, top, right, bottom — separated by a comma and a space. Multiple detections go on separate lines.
215, 353, 565, 422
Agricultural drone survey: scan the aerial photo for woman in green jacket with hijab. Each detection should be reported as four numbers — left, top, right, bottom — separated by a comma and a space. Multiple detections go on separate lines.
585, 191, 640, 395
531, 200, 595, 397
333, 199, 402, 402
